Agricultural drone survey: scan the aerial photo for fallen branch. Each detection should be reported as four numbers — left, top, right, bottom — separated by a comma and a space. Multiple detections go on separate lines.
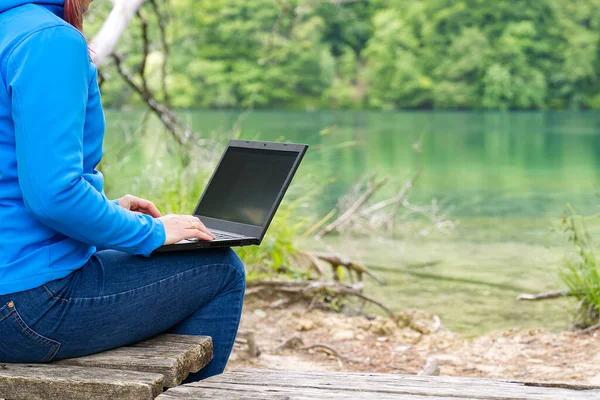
302, 344, 363, 365
578, 322, 600, 334
246, 280, 395, 318
387, 171, 422, 230
361, 174, 417, 215
308, 251, 386, 285
276, 335, 305, 351
517, 290, 571, 301
316, 176, 387, 239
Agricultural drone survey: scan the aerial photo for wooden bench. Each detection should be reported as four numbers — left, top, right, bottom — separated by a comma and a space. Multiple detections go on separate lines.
0, 334, 213, 400
2, 342, 599, 399
158, 369, 600, 400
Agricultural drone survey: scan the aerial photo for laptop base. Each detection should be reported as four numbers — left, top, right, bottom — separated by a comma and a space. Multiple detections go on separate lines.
154, 237, 259, 253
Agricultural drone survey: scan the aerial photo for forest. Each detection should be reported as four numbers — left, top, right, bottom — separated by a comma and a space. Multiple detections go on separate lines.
90, 0, 600, 111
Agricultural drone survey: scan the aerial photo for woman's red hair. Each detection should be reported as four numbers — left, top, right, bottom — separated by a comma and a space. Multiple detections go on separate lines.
64, 0, 84, 31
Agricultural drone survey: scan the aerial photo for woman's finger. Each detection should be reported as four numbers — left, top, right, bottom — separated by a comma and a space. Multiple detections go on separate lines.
181, 221, 213, 241
179, 219, 214, 240
192, 217, 215, 238
135, 198, 162, 218
189, 229, 214, 241
179, 216, 215, 239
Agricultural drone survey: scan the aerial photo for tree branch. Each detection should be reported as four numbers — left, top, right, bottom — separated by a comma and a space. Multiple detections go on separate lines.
136, 8, 150, 94
149, 0, 171, 106
112, 53, 191, 147
316, 176, 387, 239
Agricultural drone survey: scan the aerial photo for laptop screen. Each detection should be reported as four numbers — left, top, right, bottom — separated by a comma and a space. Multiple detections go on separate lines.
194, 146, 298, 227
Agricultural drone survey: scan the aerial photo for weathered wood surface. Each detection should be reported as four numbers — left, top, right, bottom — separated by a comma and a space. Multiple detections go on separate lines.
58, 335, 213, 388
0, 334, 212, 399
0, 364, 163, 400
157, 383, 467, 400
133, 334, 214, 375
157, 369, 600, 400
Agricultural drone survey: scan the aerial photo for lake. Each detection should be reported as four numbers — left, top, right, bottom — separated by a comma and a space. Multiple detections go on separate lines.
105, 110, 600, 336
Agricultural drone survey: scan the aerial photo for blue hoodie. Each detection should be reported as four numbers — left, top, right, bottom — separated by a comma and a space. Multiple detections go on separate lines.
0, 1, 166, 295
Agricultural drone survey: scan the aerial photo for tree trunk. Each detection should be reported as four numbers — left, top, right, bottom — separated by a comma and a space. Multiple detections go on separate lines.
90, 0, 148, 66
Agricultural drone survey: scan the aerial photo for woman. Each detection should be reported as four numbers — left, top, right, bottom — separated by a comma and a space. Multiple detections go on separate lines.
0, 0, 245, 381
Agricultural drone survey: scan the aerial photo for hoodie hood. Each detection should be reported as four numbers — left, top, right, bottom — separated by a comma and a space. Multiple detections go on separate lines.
0, 0, 64, 13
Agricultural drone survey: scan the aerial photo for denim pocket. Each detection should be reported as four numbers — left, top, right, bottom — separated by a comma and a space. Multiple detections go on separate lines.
0, 301, 61, 363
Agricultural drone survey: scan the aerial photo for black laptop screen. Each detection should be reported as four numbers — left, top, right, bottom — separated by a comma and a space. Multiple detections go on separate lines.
194, 147, 298, 227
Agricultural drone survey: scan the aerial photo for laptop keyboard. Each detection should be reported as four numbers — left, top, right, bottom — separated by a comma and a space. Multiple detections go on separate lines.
211, 231, 239, 240
185, 230, 240, 242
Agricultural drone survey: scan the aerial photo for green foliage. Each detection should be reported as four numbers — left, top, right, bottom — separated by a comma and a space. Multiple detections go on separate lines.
561, 206, 600, 328
89, 0, 600, 110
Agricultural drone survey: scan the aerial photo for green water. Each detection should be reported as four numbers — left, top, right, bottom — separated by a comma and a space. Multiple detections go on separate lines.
105, 110, 600, 336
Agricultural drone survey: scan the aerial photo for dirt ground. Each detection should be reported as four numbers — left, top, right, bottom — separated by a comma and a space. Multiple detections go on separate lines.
228, 300, 600, 385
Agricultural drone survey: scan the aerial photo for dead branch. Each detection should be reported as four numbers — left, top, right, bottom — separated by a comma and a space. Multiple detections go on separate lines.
112, 53, 194, 148
361, 175, 417, 215
343, 288, 395, 319
136, 8, 150, 94
517, 290, 571, 301
245, 279, 395, 318
302, 344, 362, 365
302, 209, 336, 238
276, 335, 305, 351
148, 0, 171, 106
387, 175, 422, 230
316, 176, 387, 239
310, 251, 386, 285
579, 322, 600, 334
292, 251, 327, 278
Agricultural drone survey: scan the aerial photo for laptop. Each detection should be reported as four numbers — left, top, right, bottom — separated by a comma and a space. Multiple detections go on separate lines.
155, 139, 308, 252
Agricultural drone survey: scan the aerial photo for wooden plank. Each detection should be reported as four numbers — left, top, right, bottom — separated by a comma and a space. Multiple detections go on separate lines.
57, 334, 212, 388
159, 369, 600, 400
157, 382, 473, 399
133, 334, 213, 373
0, 364, 163, 400
57, 347, 188, 388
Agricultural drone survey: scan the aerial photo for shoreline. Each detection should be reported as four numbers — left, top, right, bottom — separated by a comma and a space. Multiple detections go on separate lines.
228, 300, 600, 385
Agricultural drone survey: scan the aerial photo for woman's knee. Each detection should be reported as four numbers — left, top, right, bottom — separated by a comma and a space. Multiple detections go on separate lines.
223, 249, 246, 286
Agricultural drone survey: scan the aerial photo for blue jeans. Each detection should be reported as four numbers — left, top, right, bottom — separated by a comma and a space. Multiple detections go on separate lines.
0, 248, 246, 381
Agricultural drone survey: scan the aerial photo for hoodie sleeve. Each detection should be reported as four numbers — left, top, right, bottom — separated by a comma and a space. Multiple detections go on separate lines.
7, 25, 166, 256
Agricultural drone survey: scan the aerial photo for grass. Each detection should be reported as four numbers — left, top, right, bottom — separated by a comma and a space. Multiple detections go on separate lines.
560, 206, 600, 328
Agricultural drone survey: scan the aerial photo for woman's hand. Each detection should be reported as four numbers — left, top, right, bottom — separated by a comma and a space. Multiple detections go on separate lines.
117, 194, 161, 218
160, 214, 216, 245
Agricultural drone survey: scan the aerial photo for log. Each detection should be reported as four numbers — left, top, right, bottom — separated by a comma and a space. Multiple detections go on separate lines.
0, 364, 163, 400
157, 369, 600, 399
